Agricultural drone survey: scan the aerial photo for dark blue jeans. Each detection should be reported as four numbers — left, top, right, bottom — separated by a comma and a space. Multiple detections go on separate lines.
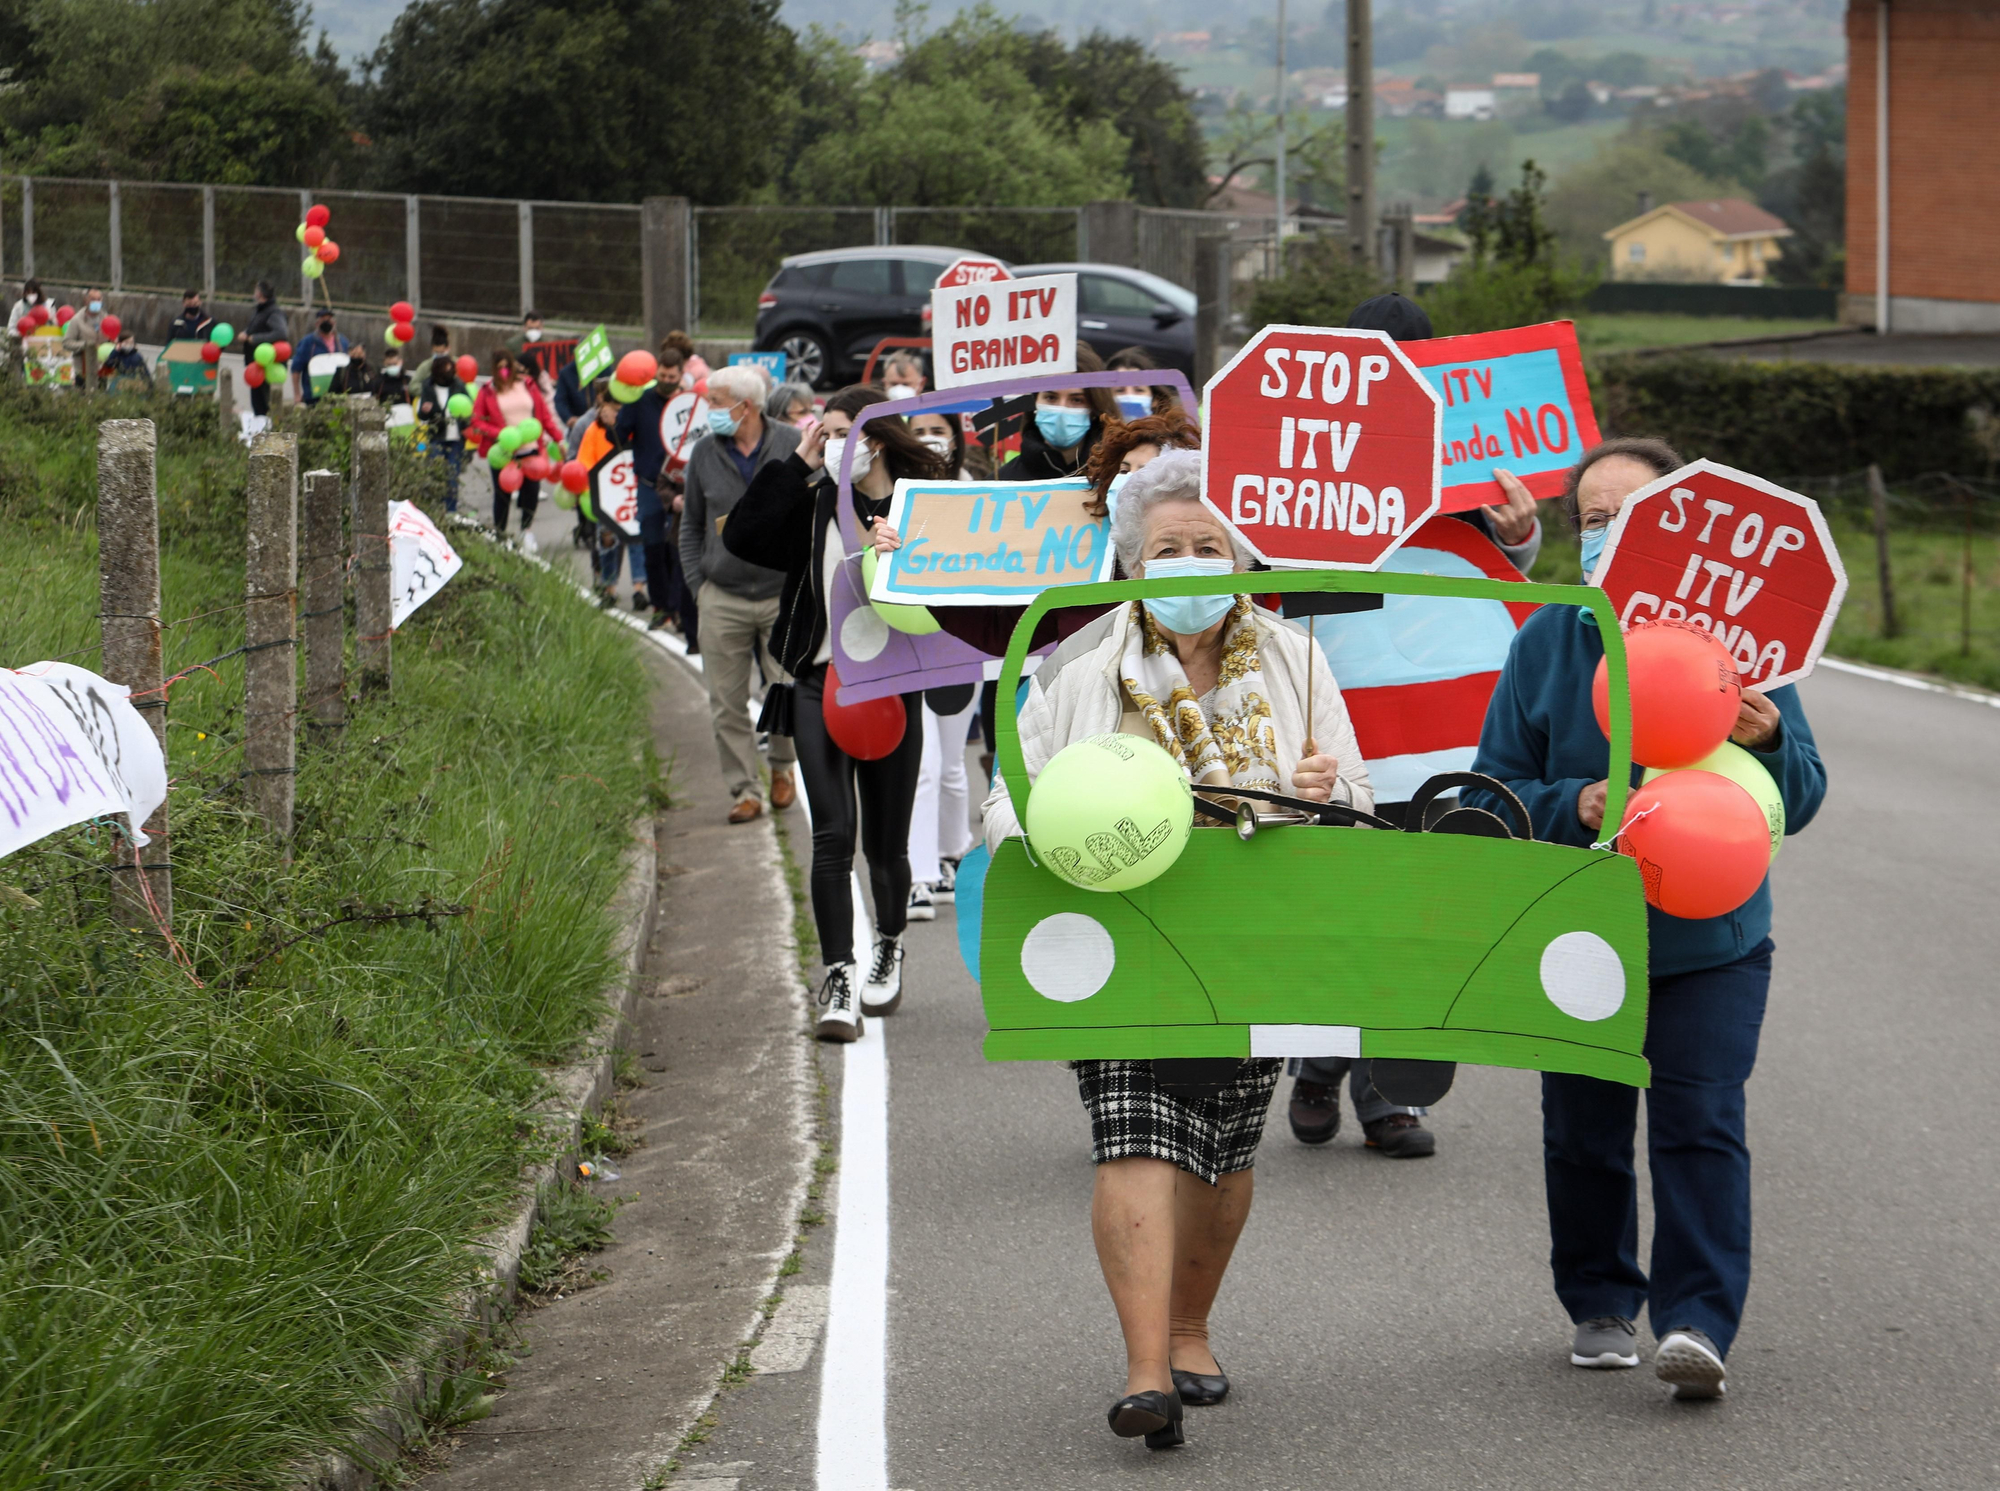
1541, 938, 1773, 1357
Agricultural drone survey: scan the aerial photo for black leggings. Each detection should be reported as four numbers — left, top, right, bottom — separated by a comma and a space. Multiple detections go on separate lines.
793, 664, 924, 966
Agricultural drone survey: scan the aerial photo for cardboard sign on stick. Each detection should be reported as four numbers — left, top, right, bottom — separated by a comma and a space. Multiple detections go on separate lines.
1400, 320, 1600, 512
932, 273, 1077, 390
572, 325, 613, 386
0, 661, 168, 857
1592, 459, 1847, 688
1201, 325, 1442, 569
659, 391, 710, 477
586, 449, 643, 537
870, 479, 1113, 605
388, 501, 464, 626
935, 256, 1013, 289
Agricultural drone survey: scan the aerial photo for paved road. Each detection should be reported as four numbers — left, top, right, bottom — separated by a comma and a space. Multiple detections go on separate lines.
664, 656, 2000, 1491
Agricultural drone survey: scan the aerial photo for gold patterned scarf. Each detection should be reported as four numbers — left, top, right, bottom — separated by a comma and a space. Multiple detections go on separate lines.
1119, 598, 1282, 792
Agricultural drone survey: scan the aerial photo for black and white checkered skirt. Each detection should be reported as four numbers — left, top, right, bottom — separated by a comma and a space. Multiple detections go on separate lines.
1074, 1059, 1284, 1185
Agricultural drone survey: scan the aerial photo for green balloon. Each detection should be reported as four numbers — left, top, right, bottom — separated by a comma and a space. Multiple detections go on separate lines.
253, 343, 276, 366
1025, 734, 1194, 892
97, 342, 113, 361
608, 377, 643, 405
210, 323, 234, 346
267, 364, 288, 385
488, 445, 511, 470
295, 222, 307, 243
1644, 741, 1785, 863
302, 256, 325, 279
447, 393, 473, 419
516, 418, 543, 443
861, 546, 941, 634
497, 427, 524, 451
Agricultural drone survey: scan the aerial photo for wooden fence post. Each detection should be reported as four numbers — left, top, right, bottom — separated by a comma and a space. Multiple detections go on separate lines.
352, 398, 393, 696
97, 419, 170, 925
245, 432, 298, 840
218, 366, 235, 440
301, 468, 346, 736
1867, 463, 1898, 639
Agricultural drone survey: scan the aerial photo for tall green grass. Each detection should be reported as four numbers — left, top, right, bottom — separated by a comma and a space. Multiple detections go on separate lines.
0, 382, 651, 1488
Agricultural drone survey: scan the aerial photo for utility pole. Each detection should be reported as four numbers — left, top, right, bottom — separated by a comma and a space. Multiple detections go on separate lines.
1273, 0, 1289, 241
1346, 0, 1376, 268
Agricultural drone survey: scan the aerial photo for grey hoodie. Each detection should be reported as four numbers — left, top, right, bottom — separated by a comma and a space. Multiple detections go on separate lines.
679, 418, 801, 600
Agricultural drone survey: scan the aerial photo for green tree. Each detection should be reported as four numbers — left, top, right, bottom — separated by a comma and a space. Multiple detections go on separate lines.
1427, 161, 1593, 335
1245, 234, 1384, 335
360, 0, 803, 202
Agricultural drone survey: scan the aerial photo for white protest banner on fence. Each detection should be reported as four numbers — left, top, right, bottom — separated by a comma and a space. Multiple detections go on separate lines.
389, 500, 465, 627
931, 272, 1077, 390
0, 662, 168, 858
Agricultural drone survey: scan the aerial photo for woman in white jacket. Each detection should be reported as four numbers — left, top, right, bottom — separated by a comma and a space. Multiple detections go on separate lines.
979, 449, 1370, 1451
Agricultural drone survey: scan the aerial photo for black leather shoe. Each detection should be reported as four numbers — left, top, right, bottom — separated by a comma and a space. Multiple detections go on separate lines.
1171, 1363, 1229, 1406
1362, 1111, 1437, 1158
1288, 1078, 1340, 1145
1107, 1389, 1185, 1449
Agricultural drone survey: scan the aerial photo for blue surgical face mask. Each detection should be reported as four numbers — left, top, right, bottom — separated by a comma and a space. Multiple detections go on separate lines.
1115, 394, 1150, 420
1579, 525, 1608, 582
1105, 471, 1130, 520
1140, 555, 1236, 635
88, 299, 102, 313
1035, 405, 1091, 450
707, 405, 740, 438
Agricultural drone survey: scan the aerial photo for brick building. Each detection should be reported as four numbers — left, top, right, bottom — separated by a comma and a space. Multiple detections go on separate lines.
1845, 1, 2000, 331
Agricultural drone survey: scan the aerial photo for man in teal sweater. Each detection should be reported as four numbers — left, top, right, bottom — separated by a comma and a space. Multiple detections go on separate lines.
1466, 436, 1827, 1403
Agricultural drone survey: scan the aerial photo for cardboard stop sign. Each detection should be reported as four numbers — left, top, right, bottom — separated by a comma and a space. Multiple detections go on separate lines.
1593, 460, 1848, 689
935, 256, 1012, 289
1202, 325, 1441, 568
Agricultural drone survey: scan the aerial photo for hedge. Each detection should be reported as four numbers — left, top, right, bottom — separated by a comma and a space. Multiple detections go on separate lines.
1591, 355, 2000, 480
1583, 281, 1839, 320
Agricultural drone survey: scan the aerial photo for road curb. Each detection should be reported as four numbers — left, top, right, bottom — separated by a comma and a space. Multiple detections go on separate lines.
292, 816, 659, 1491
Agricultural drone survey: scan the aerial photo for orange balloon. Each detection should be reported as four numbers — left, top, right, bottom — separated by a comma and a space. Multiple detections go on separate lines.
1617, 770, 1770, 919
1593, 620, 1740, 769
304, 225, 326, 248
317, 240, 340, 263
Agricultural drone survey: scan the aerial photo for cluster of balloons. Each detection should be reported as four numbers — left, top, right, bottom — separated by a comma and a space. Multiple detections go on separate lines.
1026, 733, 1195, 892
384, 300, 417, 350
196, 321, 239, 365
1592, 620, 1783, 919
12, 303, 124, 342
295, 204, 340, 279
241, 332, 296, 390
488, 414, 551, 493
608, 349, 657, 404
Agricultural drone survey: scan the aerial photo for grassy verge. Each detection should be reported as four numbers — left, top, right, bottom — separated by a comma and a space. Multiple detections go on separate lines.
0, 382, 652, 1489
1574, 312, 1837, 355
1825, 520, 2000, 691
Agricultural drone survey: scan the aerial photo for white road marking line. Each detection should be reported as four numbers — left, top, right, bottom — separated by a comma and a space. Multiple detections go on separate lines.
751, 1284, 831, 1374
817, 1002, 889, 1491
1818, 655, 2000, 710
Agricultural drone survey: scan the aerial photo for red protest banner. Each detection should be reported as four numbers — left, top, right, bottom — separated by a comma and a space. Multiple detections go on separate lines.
1593, 460, 1848, 689
1400, 320, 1601, 512
1200, 325, 1441, 569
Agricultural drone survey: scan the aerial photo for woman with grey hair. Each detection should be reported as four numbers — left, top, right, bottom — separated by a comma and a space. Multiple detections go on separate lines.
765, 380, 815, 426
980, 447, 1371, 1450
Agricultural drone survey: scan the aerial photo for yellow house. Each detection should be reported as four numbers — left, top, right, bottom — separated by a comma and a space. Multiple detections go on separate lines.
1602, 198, 1793, 284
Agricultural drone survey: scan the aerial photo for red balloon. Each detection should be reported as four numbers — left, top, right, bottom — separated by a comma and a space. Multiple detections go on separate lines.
497, 463, 524, 493
692, 377, 708, 396
391, 319, 415, 344
200, 341, 221, 363
55, 305, 74, 325
390, 301, 415, 323
520, 455, 550, 481
13, 318, 29, 336
821, 666, 907, 760
317, 240, 340, 264
1616, 769, 1770, 920
241, 363, 267, 388
1592, 620, 1741, 770
100, 314, 121, 340
306, 204, 331, 228
456, 354, 479, 383
560, 460, 589, 494
615, 350, 658, 386
28, 305, 47, 326
303, 225, 326, 249
273, 340, 293, 364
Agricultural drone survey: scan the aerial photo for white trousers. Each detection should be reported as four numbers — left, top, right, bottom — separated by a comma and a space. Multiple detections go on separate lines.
909, 697, 978, 884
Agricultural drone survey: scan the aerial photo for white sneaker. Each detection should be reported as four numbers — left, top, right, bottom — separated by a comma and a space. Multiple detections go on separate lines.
906, 883, 936, 921
520, 530, 540, 557
814, 962, 863, 1042
861, 934, 904, 1016
1656, 1328, 1727, 1400
932, 857, 959, 904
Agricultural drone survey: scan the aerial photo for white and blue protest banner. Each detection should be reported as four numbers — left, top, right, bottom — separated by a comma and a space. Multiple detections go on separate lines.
729, 350, 787, 382
868, 478, 1114, 606
1402, 320, 1601, 512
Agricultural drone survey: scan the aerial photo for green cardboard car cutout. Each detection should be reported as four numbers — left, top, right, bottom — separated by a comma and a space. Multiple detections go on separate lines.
980, 568, 1653, 1088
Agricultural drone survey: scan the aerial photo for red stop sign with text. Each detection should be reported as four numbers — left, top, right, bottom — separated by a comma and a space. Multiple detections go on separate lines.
935, 256, 1013, 289
1594, 460, 1847, 689
1201, 325, 1442, 569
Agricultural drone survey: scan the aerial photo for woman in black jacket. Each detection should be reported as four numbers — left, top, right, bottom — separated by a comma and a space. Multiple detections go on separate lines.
722, 385, 951, 1041
1003, 341, 1120, 481
241, 281, 287, 420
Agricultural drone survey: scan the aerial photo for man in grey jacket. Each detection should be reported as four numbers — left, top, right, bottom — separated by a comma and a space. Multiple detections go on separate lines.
680, 364, 800, 823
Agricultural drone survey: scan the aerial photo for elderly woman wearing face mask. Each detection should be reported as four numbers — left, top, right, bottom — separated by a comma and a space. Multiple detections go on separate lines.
1464, 437, 1826, 1404
980, 448, 1370, 1451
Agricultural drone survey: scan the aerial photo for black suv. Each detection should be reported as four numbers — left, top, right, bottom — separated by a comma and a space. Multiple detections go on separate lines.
753, 245, 988, 389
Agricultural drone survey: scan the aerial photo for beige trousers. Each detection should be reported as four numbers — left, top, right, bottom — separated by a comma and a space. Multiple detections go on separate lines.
697, 582, 795, 800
